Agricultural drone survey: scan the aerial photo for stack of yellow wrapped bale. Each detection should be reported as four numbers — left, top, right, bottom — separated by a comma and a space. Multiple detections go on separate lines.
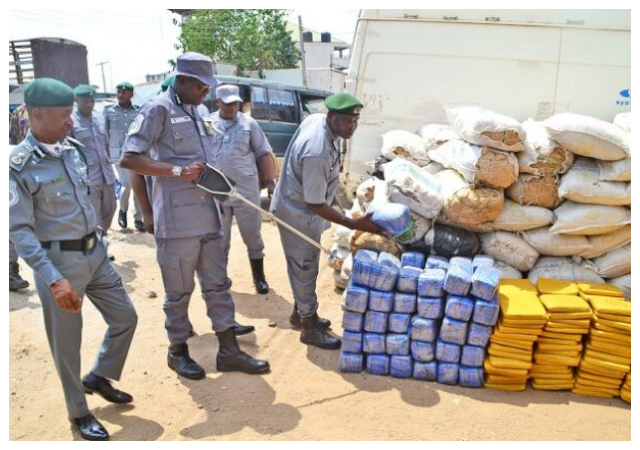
620, 373, 631, 404
484, 279, 547, 391
530, 279, 592, 391
573, 283, 631, 399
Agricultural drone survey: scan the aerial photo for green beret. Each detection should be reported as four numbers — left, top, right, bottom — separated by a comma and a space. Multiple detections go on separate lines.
116, 82, 134, 91
161, 75, 176, 92
74, 84, 96, 98
325, 92, 363, 115
24, 78, 75, 107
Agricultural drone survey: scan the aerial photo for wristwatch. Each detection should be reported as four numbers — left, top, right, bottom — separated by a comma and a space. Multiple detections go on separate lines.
171, 165, 183, 178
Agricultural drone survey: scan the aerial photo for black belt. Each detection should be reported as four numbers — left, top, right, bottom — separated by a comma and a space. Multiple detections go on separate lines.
41, 232, 98, 253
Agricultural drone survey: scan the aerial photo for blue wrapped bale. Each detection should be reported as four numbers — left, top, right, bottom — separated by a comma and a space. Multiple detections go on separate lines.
444, 257, 473, 295
363, 332, 386, 354
459, 366, 484, 387
467, 322, 493, 347
354, 249, 378, 263
439, 316, 469, 345
470, 265, 502, 301
445, 295, 474, 321
366, 354, 390, 376
377, 252, 401, 269
342, 331, 363, 354
368, 290, 394, 312
396, 266, 422, 293
410, 316, 439, 342
388, 313, 411, 334
344, 284, 369, 313
351, 249, 378, 288
460, 345, 485, 367
417, 296, 444, 320
437, 362, 460, 385
352, 251, 400, 292
386, 334, 410, 356
401, 251, 426, 269
411, 340, 436, 362
426, 255, 449, 271
390, 355, 413, 378
393, 292, 417, 314
472, 254, 494, 270
472, 297, 500, 326
413, 361, 438, 381
417, 268, 446, 298
342, 311, 364, 332
339, 352, 363, 373
369, 202, 411, 236
436, 339, 461, 363
364, 311, 388, 334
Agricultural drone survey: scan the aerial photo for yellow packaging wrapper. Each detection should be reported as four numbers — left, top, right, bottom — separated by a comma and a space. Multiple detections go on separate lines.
492, 330, 538, 342
540, 330, 583, 341
588, 295, 631, 317
583, 349, 631, 366
595, 312, 631, 324
537, 336, 581, 346
594, 317, 632, 333
538, 278, 579, 295
485, 374, 529, 384
490, 342, 532, 356
585, 341, 631, 358
530, 373, 574, 381
549, 319, 591, 328
535, 353, 581, 366
501, 319, 548, 327
548, 312, 593, 320
573, 382, 620, 396
542, 327, 589, 335
489, 336, 535, 351
590, 329, 631, 344
582, 356, 630, 373
620, 390, 631, 403
539, 294, 591, 313
593, 322, 631, 336
485, 382, 527, 391
575, 377, 622, 390
532, 382, 574, 390
497, 323, 544, 335
499, 292, 547, 320
579, 360, 627, 379
484, 360, 529, 377
537, 342, 583, 352
577, 370, 623, 386
488, 346, 534, 362
531, 364, 573, 374
500, 279, 538, 295
577, 282, 624, 298
489, 355, 532, 370
535, 349, 581, 358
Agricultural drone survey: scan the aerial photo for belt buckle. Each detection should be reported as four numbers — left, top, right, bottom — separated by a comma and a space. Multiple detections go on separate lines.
83, 234, 97, 253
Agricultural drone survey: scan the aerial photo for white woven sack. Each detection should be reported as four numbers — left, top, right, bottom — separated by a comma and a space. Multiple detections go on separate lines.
493, 260, 523, 279
519, 119, 574, 176
418, 123, 461, 150
521, 227, 592, 257
558, 157, 630, 206
480, 231, 539, 272
549, 202, 631, 236
597, 157, 631, 182
592, 244, 631, 279
446, 106, 525, 152
384, 158, 443, 219
581, 225, 631, 259
380, 130, 430, 167
613, 112, 631, 133
606, 274, 631, 301
491, 200, 554, 232
528, 256, 604, 285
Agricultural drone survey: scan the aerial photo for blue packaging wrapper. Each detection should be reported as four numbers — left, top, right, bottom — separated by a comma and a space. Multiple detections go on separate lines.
470, 265, 502, 301
364, 311, 388, 333
366, 354, 390, 376
368, 290, 394, 312
436, 338, 461, 363
472, 254, 494, 270
472, 298, 500, 326
413, 361, 438, 381
353, 259, 399, 292
396, 266, 422, 293
386, 334, 410, 356
445, 294, 474, 322
354, 249, 378, 264
460, 345, 485, 367
439, 316, 469, 345
459, 366, 484, 387
369, 202, 411, 236
390, 355, 413, 378
342, 331, 363, 354
417, 296, 444, 320
401, 251, 426, 269
339, 352, 363, 373
394, 292, 417, 314
411, 340, 436, 362
388, 313, 411, 334
342, 311, 364, 332
377, 252, 401, 269
363, 332, 386, 354
426, 255, 449, 271
410, 316, 439, 342
417, 268, 446, 297
437, 362, 460, 385
467, 322, 492, 347
344, 284, 369, 313
444, 257, 473, 295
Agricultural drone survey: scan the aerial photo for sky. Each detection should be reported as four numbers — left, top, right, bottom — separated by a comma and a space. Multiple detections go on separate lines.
8, 9, 360, 92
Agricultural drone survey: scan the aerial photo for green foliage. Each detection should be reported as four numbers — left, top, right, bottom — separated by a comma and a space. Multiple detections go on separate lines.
174, 9, 300, 77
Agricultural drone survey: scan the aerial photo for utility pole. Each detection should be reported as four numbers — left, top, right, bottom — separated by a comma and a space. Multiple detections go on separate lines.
96, 61, 109, 93
298, 16, 308, 88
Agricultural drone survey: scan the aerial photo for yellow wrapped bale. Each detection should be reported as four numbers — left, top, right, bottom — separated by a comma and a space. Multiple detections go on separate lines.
538, 278, 579, 295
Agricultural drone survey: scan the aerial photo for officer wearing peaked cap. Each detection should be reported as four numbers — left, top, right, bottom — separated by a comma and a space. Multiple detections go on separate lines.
270, 92, 383, 350
9, 78, 138, 441
120, 52, 270, 380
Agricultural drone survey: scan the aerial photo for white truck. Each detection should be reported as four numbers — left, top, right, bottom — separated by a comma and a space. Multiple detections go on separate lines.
339, 9, 631, 203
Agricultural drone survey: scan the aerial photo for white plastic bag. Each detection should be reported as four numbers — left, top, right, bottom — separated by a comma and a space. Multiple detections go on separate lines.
558, 157, 630, 206
418, 123, 461, 150
480, 231, 539, 272
519, 119, 574, 176
491, 200, 554, 232
549, 202, 631, 236
328, 244, 351, 271
521, 227, 592, 257
380, 130, 430, 167
383, 157, 443, 219
447, 106, 525, 152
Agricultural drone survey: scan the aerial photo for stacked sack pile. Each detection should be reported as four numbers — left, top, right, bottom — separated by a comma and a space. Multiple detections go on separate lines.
484, 279, 547, 391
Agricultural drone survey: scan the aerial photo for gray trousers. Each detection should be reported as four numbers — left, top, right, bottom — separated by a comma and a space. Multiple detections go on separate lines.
34, 239, 137, 419
155, 232, 237, 344
89, 183, 117, 233
277, 223, 323, 318
9, 239, 18, 264
221, 191, 265, 260
115, 165, 142, 221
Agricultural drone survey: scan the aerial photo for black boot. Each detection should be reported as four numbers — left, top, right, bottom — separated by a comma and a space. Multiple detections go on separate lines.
216, 328, 270, 374
300, 313, 341, 350
167, 343, 205, 380
290, 304, 331, 330
249, 258, 269, 294
118, 210, 127, 229
9, 262, 29, 291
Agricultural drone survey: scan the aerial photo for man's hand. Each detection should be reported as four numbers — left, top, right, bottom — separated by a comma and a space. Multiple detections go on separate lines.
266, 181, 275, 199
142, 211, 154, 235
180, 162, 206, 182
51, 278, 82, 313
351, 214, 385, 235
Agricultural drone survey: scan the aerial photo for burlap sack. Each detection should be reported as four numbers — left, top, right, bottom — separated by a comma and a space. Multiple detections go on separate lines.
446, 106, 525, 152
475, 147, 519, 189
506, 174, 559, 209
380, 130, 430, 167
519, 119, 574, 176
444, 187, 504, 227
350, 231, 403, 258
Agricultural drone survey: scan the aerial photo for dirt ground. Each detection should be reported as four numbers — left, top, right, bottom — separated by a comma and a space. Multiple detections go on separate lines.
9, 214, 631, 441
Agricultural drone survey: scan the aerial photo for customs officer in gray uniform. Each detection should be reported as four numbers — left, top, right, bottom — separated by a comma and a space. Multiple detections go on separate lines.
121, 52, 269, 380
9, 78, 137, 441
212, 84, 275, 294
103, 81, 144, 231
270, 93, 382, 349
69, 84, 117, 234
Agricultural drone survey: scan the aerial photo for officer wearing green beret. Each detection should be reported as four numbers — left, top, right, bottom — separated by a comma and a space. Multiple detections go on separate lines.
9, 78, 137, 440
270, 92, 383, 349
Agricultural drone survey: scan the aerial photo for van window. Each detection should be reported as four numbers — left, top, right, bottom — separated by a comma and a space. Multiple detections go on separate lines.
251, 86, 270, 120
301, 95, 328, 118
268, 89, 297, 123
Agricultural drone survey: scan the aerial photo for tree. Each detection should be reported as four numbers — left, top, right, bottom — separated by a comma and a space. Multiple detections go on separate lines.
174, 9, 300, 77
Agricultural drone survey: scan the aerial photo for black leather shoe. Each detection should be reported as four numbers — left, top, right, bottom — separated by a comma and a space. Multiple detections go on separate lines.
216, 329, 270, 374
249, 258, 270, 294
300, 314, 341, 350
290, 306, 331, 330
82, 372, 133, 404
118, 210, 127, 229
134, 220, 145, 232
71, 413, 109, 441
233, 324, 255, 336
9, 262, 29, 291
168, 343, 205, 380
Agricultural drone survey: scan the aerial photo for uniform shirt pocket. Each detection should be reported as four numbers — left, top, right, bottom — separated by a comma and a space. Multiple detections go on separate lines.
39, 179, 78, 217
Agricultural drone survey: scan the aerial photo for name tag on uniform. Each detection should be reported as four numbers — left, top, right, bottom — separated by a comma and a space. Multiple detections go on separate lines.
171, 116, 192, 124
236, 129, 251, 136
202, 118, 216, 136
